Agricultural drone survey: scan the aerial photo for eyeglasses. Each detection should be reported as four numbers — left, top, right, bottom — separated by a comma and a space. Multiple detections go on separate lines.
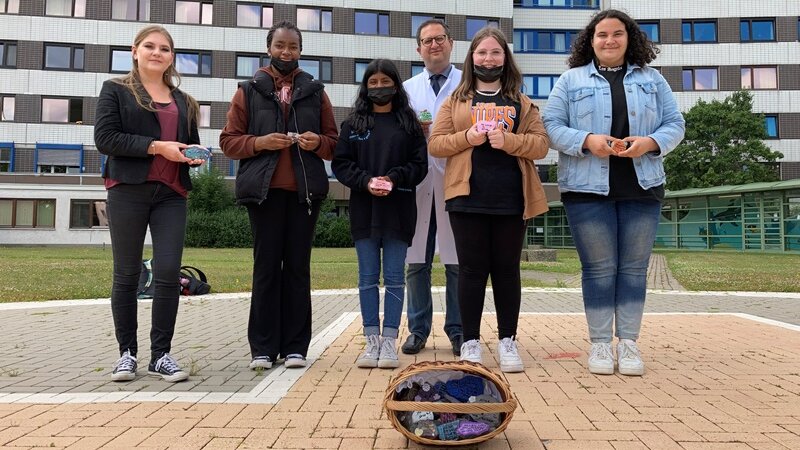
473, 50, 505, 60
420, 34, 448, 47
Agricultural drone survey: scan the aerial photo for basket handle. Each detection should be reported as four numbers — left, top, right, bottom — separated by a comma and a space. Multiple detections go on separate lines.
385, 399, 517, 414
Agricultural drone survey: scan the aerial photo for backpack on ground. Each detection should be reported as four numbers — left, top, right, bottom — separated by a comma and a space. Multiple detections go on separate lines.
179, 265, 211, 295
136, 259, 212, 298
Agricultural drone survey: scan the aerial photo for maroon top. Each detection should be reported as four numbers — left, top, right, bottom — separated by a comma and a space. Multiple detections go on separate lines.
105, 100, 187, 197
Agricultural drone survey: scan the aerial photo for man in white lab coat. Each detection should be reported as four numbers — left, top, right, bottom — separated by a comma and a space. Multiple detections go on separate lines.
401, 19, 463, 356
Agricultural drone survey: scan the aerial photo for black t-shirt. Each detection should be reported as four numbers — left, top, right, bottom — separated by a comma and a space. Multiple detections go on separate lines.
447, 92, 523, 215
562, 62, 664, 202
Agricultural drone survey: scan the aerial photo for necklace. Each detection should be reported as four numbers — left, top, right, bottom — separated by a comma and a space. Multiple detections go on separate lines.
476, 87, 501, 96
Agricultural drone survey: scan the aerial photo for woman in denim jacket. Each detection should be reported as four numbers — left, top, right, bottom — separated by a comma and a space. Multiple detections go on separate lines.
543, 10, 684, 376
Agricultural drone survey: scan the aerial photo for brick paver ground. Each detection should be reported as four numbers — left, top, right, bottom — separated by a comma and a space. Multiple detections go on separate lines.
2, 285, 800, 449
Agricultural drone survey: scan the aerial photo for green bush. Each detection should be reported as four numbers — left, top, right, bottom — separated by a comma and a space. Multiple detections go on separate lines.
188, 168, 235, 214
185, 208, 252, 248
314, 198, 353, 248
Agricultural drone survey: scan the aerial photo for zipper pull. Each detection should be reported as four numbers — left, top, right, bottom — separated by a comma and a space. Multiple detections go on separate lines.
307, 198, 312, 216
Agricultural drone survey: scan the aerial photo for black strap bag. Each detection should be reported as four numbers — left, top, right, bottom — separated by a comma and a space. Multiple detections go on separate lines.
179, 265, 211, 295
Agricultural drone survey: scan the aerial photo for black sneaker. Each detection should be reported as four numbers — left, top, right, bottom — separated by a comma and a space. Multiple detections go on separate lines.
111, 350, 137, 382
148, 353, 189, 382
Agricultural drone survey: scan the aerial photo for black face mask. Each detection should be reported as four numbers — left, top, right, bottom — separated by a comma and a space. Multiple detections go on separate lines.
473, 65, 504, 83
270, 58, 299, 75
367, 87, 396, 106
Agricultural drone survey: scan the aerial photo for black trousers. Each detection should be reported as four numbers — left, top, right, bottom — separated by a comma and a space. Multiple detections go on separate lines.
246, 189, 321, 360
448, 211, 526, 342
106, 182, 187, 362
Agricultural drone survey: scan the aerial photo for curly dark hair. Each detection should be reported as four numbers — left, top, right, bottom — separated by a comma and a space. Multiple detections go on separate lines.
568, 9, 659, 69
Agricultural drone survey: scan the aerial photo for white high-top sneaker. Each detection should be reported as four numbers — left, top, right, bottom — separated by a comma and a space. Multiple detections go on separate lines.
497, 337, 524, 373
356, 334, 380, 368
460, 339, 482, 364
617, 339, 645, 376
378, 336, 400, 369
588, 342, 614, 375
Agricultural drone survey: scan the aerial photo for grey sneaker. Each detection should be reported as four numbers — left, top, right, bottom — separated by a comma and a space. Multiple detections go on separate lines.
284, 354, 307, 368
497, 337, 524, 373
148, 353, 189, 382
111, 350, 137, 382
617, 340, 645, 376
588, 342, 614, 375
356, 334, 380, 368
460, 339, 482, 364
249, 356, 273, 370
378, 337, 400, 369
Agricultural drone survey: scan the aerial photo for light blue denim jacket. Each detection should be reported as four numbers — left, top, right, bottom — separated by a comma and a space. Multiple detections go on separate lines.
542, 62, 685, 195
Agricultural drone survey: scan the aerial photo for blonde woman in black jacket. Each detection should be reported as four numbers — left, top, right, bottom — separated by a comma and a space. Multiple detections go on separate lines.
94, 25, 205, 383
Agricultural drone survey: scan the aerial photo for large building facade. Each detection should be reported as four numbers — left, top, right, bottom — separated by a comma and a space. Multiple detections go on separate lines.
1, 0, 798, 246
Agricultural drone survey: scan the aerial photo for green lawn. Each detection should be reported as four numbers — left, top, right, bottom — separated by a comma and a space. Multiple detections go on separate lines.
0, 246, 798, 302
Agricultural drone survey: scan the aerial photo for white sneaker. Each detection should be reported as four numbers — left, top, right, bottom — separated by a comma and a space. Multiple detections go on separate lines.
617, 340, 645, 376
460, 339, 482, 364
497, 337, 524, 373
284, 354, 307, 368
588, 342, 614, 375
356, 334, 380, 368
378, 337, 400, 369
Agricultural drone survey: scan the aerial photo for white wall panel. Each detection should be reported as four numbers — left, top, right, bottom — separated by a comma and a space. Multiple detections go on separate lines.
608, 0, 800, 20
513, 8, 595, 29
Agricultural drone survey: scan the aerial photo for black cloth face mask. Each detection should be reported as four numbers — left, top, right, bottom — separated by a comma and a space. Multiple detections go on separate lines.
473, 65, 504, 83
270, 58, 299, 75
367, 87, 396, 106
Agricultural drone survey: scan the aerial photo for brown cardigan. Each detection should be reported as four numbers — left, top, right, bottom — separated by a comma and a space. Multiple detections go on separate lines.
428, 93, 550, 220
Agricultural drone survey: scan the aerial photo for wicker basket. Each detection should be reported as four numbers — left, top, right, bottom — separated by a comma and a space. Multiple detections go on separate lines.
383, 360, 517, 446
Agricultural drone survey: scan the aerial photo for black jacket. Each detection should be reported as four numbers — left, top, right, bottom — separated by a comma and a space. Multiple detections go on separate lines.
332, 114, 428, 245
232, 70, 330, 206
94, 79, 200, 189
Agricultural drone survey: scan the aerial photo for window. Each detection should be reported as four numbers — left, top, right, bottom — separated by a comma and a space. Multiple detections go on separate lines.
682, 68, 718, 91
741, 66, 777, 90
297, 7, 331, 32
514, 0, 599, 8
237, 3, 272, 28
355, 11, 389, 35
299, 58, 332, 82
199, 104, 210, 128
70, 200, 108, 228
522, 74, 560, 99
42, 98, 83, 123
35, 144, 83, 173
411, 64, 425, 77
514, 29, 578, 53
0, 143, 13, 172
1, 0, 19, 13
0, 41, 16, 67
466, 18, 499, 40
236, 54, 269, 78
46, 0, 85, 17
110, 47, 132, 73
411, 15, 444, 38
44, 44, 84, 71
175, 51, 211, 76
740, 19, 775, 42
112, 0, 149, 21
682, 20, 716, 43
1, 95, 14, 121
638, 22, 659, 42
355, 60, 370, 83
764, 115, 778, 139
175, 1, 212, 25
0, 199, 56, 228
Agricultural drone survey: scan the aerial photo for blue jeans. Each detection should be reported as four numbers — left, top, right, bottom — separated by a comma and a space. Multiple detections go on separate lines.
106, 182, 187, 361
564, 199, 662, 343
406, 208, 462, 342
355, 237, 408, 338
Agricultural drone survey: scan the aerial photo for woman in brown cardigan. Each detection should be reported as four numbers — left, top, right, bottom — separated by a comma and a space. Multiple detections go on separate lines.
428, 26, 550, 373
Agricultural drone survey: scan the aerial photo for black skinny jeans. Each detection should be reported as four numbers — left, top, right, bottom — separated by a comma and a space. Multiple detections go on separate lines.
246, 189, 321, 360
448, 211, 526, 342
107, 182, 187, 362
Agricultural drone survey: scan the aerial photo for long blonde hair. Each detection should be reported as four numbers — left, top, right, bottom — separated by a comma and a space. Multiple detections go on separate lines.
451, 27, 524, 102
112, 25, 199, 131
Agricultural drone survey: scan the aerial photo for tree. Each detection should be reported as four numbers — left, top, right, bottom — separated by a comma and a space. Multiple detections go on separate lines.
664, 90, 782, 191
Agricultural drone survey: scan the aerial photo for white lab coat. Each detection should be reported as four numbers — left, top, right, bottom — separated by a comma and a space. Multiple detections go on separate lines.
403, 66, 462, 265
